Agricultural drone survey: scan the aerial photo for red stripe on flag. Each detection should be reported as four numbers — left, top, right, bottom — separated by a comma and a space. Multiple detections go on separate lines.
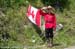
36, 10, 41, 27
27, 5, 31, 16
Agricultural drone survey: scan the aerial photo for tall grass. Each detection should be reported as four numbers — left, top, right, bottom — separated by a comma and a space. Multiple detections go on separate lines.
0, 0, 75, 49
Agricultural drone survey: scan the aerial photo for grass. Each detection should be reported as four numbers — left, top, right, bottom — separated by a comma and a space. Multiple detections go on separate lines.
0, 0, 75, 49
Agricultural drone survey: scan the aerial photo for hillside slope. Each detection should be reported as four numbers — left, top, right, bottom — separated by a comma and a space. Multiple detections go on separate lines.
0, 0, 75, 49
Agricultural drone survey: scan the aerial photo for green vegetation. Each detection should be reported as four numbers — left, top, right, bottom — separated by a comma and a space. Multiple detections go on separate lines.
0, 0, 75, 49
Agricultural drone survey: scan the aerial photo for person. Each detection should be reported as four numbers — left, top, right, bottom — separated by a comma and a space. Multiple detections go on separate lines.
39, 6, 56, 47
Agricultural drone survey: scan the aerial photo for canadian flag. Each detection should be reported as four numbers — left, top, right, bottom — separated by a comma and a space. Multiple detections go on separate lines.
26, 5, 41, 27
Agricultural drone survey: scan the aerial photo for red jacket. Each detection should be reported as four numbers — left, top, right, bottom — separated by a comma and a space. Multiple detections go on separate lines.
40, 10, 56, 29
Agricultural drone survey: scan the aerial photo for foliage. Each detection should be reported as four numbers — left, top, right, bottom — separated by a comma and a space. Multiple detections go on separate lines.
0, 0, 75, 49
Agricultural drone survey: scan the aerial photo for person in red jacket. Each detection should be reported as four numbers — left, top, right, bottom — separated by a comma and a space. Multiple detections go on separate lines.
40, 6, 56, 47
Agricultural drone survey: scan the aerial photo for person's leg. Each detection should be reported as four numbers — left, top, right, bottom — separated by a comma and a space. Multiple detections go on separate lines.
49, 28, 54, 47
45, 28, 50, 44
45, 28, 54, 47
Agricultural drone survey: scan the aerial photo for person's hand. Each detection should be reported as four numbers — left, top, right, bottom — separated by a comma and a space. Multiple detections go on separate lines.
53, 30, 58, 37
53, 31, 56, 34
53, 28, 56, 31
41, 7, 47, 13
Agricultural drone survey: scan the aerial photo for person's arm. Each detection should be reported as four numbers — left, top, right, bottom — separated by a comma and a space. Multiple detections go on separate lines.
39, 7, 47, 16
53, 14, 56, 31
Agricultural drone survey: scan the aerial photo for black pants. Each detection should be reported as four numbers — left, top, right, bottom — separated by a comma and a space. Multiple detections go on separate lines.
45, 28, 53, 39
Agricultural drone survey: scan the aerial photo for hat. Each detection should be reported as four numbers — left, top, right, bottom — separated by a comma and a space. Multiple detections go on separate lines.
42, 7, 47, 10
47, 6, 53, 9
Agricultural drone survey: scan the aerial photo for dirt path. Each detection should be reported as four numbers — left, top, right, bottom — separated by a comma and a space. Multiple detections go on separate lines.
64, 46, 75, 49
24, 45, 75, 49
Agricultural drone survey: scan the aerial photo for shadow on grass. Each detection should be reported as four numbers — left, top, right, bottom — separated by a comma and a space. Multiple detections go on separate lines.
53, 43, 61, 47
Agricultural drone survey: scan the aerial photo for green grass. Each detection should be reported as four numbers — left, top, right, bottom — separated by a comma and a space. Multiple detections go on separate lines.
0, 0, 75, 49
